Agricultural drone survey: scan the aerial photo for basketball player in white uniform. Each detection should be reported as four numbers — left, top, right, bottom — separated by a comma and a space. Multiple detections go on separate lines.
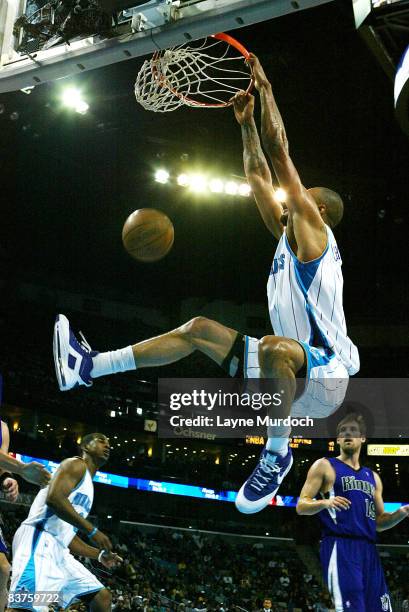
8, 433, 122, 612
52, 57, 358, 516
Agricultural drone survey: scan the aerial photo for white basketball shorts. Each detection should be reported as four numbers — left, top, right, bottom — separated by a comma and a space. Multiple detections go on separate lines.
244, 336, 349, 419
9, 524, 104, 610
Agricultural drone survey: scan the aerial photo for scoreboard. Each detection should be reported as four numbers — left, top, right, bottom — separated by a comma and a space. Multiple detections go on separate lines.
245, 436, 336, 452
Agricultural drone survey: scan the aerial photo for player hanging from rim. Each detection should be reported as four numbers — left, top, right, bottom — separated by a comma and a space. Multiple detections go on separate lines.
53, 55, 358, 514
297, 413, 408, 612
7, 433, 122, 612
0, 417, 50, 612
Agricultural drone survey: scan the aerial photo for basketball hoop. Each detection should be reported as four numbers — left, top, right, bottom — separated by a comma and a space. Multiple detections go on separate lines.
134, 32, 253, 112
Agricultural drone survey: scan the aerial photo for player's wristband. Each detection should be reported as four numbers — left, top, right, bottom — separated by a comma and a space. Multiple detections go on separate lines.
0, 472, 12, 487
87, 527, 98, 539
98, 549, 106, 563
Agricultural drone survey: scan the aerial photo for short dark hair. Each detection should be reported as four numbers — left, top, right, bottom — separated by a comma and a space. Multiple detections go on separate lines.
336, 413, 366, 437
320, 187, 344, 228
80, 432, 105, 451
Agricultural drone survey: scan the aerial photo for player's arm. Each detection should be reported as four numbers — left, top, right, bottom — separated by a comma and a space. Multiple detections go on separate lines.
69, 535, 122, 567
46, 458, 113, 550
69, 534, 100, 559
296, 458, 351, 516
373, 471, 409, 532
232, 91, 284, 240
0, 423, 49, 487
249, 55, 327, 261
0, 421, 19, 502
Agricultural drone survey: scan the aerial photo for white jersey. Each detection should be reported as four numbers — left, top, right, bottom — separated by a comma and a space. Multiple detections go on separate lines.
267, 226, 359, 375
23, 459, 94, 548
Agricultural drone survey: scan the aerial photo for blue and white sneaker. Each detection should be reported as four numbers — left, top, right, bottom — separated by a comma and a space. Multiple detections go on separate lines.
53, 314, 97, 391
235, 446, 293, 514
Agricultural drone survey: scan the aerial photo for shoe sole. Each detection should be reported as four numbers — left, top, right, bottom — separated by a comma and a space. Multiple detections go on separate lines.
53, 314, 71, 391
235, 452, 294, 514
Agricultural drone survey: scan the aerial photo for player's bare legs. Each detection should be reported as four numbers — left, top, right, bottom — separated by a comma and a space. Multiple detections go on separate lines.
258, 334, 305, 424
88, 589, 112, 612
235, 336, 305, 514
53, 313, 240, 390
131, 317, 238, 368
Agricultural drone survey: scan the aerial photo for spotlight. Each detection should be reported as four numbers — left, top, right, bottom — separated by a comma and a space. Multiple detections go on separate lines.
61, 88, 82, 108
274, 188, 287, 203
75, 100, 89, 115
136, 407, 143, 416
189, 174, 207, 192
238, 183, 251, 197
155, 169, 169, 184
177, 173, 189, 186
225, 181, 238, 195
209, 178, 224, 193
61, 88, 89, 114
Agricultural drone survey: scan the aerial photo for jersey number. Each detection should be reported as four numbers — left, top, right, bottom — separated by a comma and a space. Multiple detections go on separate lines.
365, 499, 376, 520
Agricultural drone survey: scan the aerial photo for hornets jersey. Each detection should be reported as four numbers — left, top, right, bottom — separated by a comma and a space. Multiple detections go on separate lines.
23, 459, 94, 547
267, 226, 359, 375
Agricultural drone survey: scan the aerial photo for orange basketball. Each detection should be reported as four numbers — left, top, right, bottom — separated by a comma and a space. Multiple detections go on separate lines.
122, 208, 174, 262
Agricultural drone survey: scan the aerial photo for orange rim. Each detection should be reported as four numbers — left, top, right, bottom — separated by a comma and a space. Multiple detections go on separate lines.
150, 32, 254, 109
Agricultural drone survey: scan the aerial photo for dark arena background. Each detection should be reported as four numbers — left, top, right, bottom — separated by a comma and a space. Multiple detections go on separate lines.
1, 0, 409, 610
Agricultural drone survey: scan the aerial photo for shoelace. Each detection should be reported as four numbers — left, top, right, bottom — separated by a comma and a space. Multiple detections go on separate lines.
249, 457, 282, 492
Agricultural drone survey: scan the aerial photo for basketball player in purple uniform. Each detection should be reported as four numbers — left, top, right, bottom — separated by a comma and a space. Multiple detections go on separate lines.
297, 413, 409, 611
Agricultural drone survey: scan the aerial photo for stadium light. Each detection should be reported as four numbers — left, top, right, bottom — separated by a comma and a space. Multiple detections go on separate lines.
274, 188, 287, 203
155, 169, 170, 184
225, 181, 238, 195
238, 183, 251, 197
177, 173, 189, 186
75, 100, 89, 115
209, 178, 224, 193
61, 87, 89, 114
189, 174, 207, 192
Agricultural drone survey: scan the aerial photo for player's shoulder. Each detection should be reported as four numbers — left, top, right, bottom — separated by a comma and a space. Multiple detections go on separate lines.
309, 457, 333, 475
58, 456, 87, 477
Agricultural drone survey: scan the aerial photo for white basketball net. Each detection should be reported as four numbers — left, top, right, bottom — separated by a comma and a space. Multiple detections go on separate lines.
134, 37, 252, 112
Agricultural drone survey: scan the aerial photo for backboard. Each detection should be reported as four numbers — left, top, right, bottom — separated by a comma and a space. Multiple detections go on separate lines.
0, 0, 334, 93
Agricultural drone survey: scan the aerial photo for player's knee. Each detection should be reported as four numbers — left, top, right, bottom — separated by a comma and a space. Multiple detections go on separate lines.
181, 316, 212, 345
0, 555, 10, 581
258, 336, 296, 372
91, 588, 112, 611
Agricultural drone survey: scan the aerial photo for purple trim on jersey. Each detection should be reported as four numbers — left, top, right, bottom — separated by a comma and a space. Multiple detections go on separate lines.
319, 457, 377, 542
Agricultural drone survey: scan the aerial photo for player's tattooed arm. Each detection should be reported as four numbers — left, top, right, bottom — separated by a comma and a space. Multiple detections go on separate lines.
373, 471, 409, 531
232, 91, 284, 239
296, 458, 351, 516
246, 54, 288, 155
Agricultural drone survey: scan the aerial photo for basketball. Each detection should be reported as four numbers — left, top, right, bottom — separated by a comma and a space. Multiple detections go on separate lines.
122, 208, 174, 262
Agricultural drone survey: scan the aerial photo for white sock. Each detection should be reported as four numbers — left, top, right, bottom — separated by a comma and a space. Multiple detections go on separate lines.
91, 346, 136, 379
266, 437, 290, 457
